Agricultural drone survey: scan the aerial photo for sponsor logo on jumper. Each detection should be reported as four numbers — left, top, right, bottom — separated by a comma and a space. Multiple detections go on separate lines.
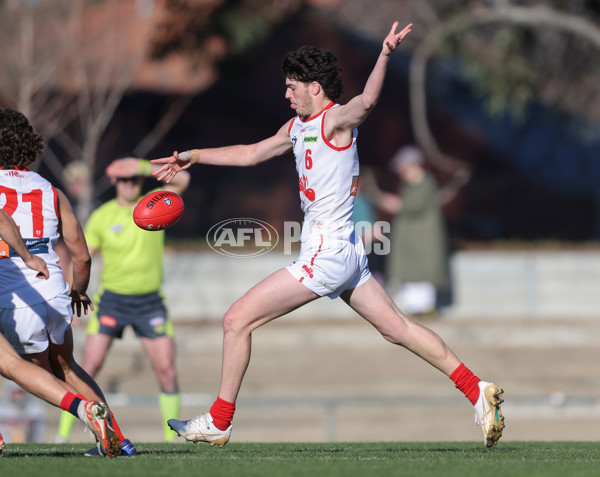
207, 218, 279, 258
23, 238, 49, 255
304, 136, 317, 143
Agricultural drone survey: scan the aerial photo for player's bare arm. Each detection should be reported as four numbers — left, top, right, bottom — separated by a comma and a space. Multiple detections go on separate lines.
0, 209, 49, 279
325, 21, 412, 139
151, 121, 293, 183
56, 189, 94, 316
105, 157, 191, 195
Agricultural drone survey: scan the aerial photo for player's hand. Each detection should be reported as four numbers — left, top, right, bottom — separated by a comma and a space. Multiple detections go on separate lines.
105, 157, 142, 184
23, 255, 50, 279
151, 151, 192, 183
69, 289, 94, 317
382, 22, 412, 57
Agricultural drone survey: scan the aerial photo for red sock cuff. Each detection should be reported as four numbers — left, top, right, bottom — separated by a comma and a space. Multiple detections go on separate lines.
60, 392, 77, 412
60, 392, 85, 417
210, 397, 236, 431
450, 363, 481, 405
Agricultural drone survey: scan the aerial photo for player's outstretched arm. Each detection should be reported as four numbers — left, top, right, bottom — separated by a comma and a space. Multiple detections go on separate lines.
105, 157, 191, 195
329, 21, 412, 132
0, 209, 49, 279
152, 121, 293, 183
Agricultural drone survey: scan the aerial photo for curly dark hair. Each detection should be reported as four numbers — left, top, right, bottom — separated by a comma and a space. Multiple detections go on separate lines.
0, 109, 45, 169
281, 46, 343, 101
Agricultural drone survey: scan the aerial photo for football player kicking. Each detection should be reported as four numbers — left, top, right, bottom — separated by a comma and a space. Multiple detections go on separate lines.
153, 21, 504, 448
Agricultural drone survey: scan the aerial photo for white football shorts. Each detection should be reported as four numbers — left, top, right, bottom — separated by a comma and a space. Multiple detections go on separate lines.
287, 229, 371, 299
0, 288, 72, 354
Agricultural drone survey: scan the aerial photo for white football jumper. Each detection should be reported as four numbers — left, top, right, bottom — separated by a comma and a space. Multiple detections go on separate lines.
0, 168, 71, 353
286, 102, 371, 298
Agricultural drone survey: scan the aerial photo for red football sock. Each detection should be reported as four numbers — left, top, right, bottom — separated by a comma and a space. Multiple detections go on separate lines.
59, 392, 81, 416
209, 397, 236, 431
449, 363, 480, 405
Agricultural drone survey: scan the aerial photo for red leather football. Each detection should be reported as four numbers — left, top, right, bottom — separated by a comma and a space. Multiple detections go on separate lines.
133, 190, 184, 230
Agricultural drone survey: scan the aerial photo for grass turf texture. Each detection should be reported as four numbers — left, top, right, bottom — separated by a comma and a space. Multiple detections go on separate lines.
0, 441, 598, 477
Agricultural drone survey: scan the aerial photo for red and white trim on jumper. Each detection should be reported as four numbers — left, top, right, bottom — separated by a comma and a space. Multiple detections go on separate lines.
321, 111, 353, 151
51, 186, 60, 219
288, 102, 336, 135
298, 234, 324, 283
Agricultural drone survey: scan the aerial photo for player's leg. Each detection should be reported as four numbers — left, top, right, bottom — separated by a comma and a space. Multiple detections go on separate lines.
341, 275, 461, 374
50, 327, 135, 454
0, 332, 70, 407
55, 314, 115, 440
340, 275, 504, 447
140, 335, 180, 441
57, 295, 114, 442
0, 302, 117, 453
0, 334, 119, 457
49, 327, 108, 401
50, 328, 113, 445
78, 298, 138, 456
219, 268, 319, 402
168, 267, 319, 446
53, 332, 136, 455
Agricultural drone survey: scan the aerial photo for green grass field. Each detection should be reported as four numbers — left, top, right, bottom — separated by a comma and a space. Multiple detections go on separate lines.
1, 442, 598, 477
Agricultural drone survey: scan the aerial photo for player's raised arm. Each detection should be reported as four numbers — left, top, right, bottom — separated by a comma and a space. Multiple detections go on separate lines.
151, 121, 293, 183
0, 209, 49, 279
327, 21, 412, 132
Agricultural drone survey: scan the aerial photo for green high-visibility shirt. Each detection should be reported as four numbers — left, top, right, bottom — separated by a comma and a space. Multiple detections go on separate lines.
85, 193, 165, 295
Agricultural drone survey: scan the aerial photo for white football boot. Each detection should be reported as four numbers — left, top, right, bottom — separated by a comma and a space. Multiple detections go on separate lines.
168, 412, 231, 448
82, 401, 121, 458
474, 381, 505, 447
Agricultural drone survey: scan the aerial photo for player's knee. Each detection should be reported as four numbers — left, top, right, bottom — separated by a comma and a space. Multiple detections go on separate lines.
222, 303, 252, 336
0, 355, 20, 380
378, 324, 409, 346
222, 307, 240, 334
380, 331, 399, 345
